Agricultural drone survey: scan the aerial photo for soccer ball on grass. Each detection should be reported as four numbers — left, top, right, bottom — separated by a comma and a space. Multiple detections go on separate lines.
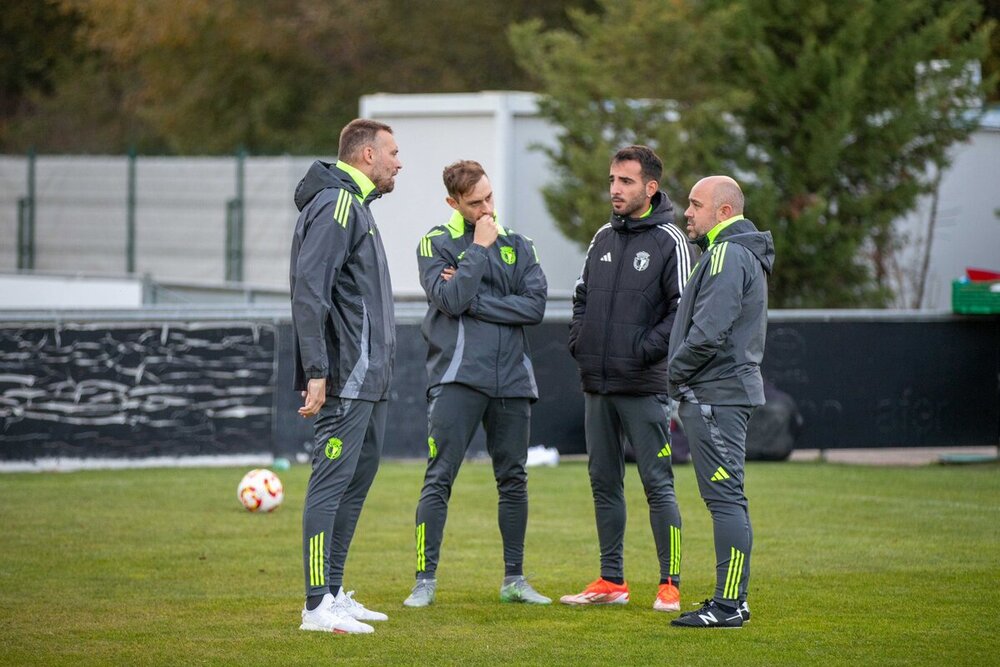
237, 468, 284, 512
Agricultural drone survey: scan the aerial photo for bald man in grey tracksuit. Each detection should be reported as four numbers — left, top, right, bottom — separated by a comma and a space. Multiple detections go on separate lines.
667, 175, 774, 629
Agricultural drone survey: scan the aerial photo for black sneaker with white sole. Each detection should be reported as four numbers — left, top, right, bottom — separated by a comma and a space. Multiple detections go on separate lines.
670, 600, 744, 628
739, 600, 751, 623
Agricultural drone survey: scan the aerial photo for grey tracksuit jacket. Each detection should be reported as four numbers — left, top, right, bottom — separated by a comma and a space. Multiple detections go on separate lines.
666, 218, 775, 406
289, 160, 396, 401
417, 210, 547, 399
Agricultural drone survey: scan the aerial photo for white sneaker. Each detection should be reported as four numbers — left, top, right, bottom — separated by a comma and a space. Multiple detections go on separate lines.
333, 589, 388, 622
300, 593, 374, 634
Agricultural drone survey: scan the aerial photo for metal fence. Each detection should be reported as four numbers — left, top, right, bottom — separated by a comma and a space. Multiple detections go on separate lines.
0, 153, 313, 290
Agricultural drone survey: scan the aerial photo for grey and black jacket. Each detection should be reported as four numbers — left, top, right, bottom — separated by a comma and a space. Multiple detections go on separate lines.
667, 218, 775, 406
289, 159, 396, 401
417, 210, 547, 399
569, 191, 694, 395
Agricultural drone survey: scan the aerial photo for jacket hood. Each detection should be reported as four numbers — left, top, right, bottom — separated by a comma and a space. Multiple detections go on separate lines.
715, 218, 775, 275
610, 190, 675, 233
294, 160, 358, 212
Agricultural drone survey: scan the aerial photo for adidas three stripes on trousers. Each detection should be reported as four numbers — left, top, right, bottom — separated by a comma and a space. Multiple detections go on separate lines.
677, 399, 754, 604
302, 398, 386, 598
583, 392, 682, 584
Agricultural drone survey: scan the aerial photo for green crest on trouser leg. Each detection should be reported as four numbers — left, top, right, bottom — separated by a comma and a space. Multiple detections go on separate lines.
428, 436, 437, 459
500, 246, 516, 265
325, 437, 343, 460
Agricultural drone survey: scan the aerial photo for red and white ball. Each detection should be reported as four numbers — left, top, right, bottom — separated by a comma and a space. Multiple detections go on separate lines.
237, 468, 284, 512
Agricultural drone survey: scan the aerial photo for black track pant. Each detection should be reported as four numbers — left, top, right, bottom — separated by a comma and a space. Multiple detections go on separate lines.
678, 399, 753, 604
302, 398, 385, 598
413, 383, 530, 579
584, 392, 682, 583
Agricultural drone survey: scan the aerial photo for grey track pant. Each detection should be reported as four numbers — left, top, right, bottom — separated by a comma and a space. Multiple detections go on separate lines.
677, 400, 753, 604
584, 392, 681, 583
413, 383, 530, 579
302, 397, 385, 598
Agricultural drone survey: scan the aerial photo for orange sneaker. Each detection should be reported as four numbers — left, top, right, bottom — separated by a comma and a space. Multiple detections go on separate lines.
653, 583, 680, 612
559, 578, 630, 605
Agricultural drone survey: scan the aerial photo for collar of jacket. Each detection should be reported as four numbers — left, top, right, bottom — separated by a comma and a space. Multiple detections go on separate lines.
610, 190, 673, 233
446, 209, 508, 239
706, 215, 744, 245
335, 160, 378, 201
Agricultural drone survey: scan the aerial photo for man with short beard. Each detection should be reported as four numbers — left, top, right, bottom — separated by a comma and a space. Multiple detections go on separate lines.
562, 145, 693, 613
290, 118, 401, 634
404, 159, 549, 608
667, 175, 773, 629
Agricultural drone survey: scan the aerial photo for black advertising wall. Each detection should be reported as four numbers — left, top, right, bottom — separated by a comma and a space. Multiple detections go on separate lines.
0, 320, 277, 460
1, 310, 997, 463
270, 319, 585, 460
762, 315, 1000, 449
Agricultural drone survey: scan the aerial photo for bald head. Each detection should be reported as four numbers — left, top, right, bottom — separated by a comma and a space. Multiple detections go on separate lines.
699, 176, 744, 215
684, 175, 745, 241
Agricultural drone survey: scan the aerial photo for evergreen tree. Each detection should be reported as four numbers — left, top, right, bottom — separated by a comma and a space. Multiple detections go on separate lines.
511, 0, 994, 307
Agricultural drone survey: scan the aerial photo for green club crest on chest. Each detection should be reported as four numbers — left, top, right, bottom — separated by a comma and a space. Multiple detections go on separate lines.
500, 246, 516, 265
325, 437, 343, 460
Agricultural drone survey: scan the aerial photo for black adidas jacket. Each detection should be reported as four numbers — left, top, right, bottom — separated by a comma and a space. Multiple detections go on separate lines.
569, 190, 694, 395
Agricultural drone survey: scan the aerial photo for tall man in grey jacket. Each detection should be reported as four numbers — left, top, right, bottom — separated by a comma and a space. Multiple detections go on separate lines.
561, 146, 693, 613
403, 160, 550, 608
667, 175, 774, 629
290, 119, 401, 634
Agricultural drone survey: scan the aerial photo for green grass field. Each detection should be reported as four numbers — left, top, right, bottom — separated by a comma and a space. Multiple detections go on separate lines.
1, 458, 998, 665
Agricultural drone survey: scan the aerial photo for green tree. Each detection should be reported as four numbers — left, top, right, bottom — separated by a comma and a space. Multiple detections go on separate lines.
0, 1, 77, 113
66, 0, 354, 154
3, 0, 599, 155
512, 0, 995, 307
984, 0, 1000, 100
0, 1, 95, 150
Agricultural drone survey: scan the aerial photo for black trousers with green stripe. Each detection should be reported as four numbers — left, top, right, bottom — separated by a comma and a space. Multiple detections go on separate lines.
302, 397, 385, 598
677, 399, 754, 604
584, 392, 682, 583
413, 383, 531, 580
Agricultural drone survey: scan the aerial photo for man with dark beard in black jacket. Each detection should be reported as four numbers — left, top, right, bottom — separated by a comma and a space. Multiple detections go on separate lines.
561, 146, 694, 613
